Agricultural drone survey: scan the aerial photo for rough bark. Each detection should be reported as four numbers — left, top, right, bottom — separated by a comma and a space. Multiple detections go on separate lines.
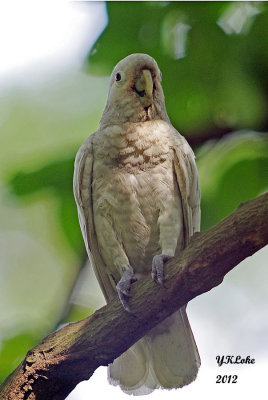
0, 192, 267, 400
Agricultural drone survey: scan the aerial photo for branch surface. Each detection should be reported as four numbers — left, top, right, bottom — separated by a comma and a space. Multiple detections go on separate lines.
1, 192, 267, 400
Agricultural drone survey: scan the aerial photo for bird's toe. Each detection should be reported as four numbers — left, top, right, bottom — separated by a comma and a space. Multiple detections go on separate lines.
116, 266, 136, 312
152, 254, 172, 287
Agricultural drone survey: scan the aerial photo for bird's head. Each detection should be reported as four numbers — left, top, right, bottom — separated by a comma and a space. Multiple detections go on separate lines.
100, 53, 170, 127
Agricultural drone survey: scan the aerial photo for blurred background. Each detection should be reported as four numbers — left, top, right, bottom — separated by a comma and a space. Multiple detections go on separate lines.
0, 1, 267, 399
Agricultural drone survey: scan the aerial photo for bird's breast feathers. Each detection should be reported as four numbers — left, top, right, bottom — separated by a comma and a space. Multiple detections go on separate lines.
91, 120, 181, 272
93, 120, 171, 168
92, 120, 176, 200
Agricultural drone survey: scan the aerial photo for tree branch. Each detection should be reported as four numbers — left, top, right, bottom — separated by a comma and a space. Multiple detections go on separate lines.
1, 192, 267, 400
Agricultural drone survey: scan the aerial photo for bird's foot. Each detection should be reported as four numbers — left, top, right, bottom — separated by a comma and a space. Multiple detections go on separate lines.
116, 266, 137, 312
152, 254, 173, 287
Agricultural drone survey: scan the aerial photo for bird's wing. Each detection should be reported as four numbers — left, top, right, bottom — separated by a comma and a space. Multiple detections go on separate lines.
73, 134, 116, 302
172, 131, 201, 244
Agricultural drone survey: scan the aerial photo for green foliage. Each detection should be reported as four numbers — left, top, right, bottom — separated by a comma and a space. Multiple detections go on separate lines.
87, 2, 268, 135
198, 132, 268, 229
7, 157, 83, 255
9, 158, 74, 196
0, 333, 39, 381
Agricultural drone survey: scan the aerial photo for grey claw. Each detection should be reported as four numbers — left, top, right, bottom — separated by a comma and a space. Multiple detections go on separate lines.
116, 266, 136, 312
117, 290, 132, 312
152, 254, 172, 287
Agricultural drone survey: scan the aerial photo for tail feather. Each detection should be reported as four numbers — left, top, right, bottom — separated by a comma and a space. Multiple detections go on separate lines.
147, 307, 200, 388
108, 338, 157, 395
108, 307, 200, 395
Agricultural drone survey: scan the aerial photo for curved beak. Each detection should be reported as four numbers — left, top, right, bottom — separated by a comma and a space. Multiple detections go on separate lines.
135, 69, 153, 107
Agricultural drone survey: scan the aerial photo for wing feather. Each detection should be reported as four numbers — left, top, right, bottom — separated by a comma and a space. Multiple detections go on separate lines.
73, 134, 115, 302
172, 132, 201, 244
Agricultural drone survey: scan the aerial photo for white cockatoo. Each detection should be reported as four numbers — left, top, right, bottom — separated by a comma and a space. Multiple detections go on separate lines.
73, 53, 201, 395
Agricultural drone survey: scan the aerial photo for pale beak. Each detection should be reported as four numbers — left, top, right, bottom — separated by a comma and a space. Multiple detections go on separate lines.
135, 69, 153, 107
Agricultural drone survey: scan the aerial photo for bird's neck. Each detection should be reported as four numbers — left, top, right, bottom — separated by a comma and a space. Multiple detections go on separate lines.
99, 100, 170, 129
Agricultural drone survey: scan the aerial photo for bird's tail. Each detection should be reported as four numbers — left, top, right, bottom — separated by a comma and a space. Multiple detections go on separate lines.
108, 307, 200, 395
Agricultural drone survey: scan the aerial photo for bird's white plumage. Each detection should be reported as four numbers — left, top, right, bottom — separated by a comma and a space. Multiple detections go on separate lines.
73, 53, 201, 395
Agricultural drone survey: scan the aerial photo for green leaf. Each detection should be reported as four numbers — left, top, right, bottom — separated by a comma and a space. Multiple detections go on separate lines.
197, 131, 268, 230
7, 157, 75, 197
0, 333, 39, 382
6, 156, 84, 254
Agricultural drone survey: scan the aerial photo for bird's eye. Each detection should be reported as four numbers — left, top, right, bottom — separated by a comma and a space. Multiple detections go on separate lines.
115, 70, 125, 84
115, 72, 122, 82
